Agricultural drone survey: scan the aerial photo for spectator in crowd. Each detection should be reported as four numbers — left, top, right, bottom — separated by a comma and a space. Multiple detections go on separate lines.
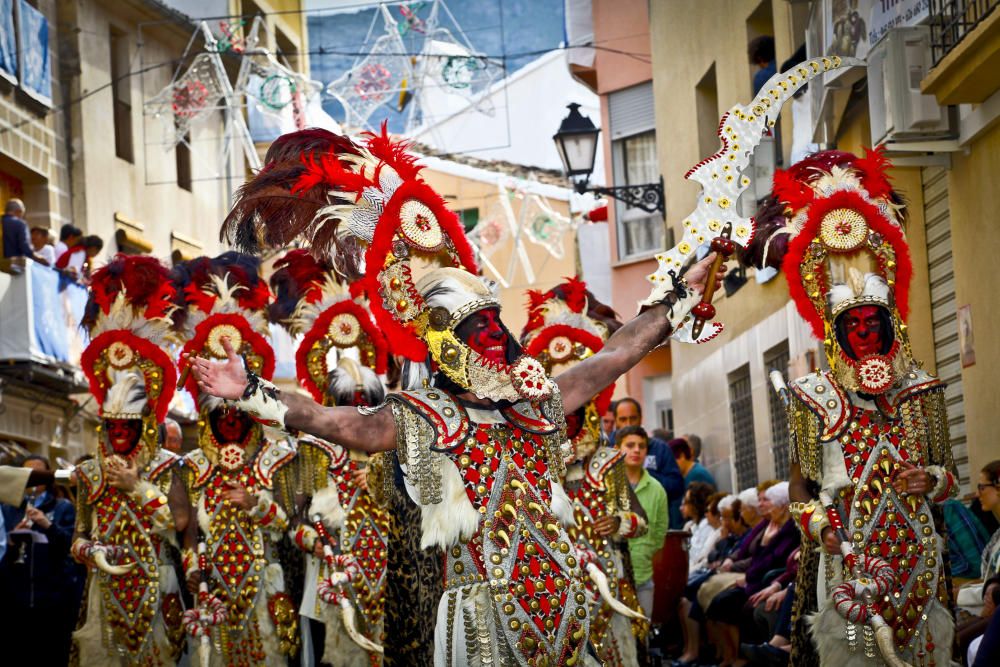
737, 486, 763, 530
706, 481, 799, 666
1, 198, 32, 260
683, 483, 719, 572
683, 434, 702, 467
944, 495, 992, 579
978, 460, 1000, 580
29, 226, 55, 266
612, 398, 685, 527
965, 577, 1000, 666
619, 425, 669, 618
0, 456, 78, 664
80, 234, 105, 279
161, 418, 183, 454
53, 223, 82, 260
748, 36, 776, 96
958, 461, 1000, 621
601, 402, 616, 437
669, 437, 717, 489
55, 225, 87, 275
652, 427, 673, 443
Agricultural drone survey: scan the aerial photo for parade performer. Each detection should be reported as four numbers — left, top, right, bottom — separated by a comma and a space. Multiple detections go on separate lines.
520, 278, 648, 666
72, 255, 191, 666
268, 249, 390, 665
745, 149, 957, 667
172, 252, 299, 667
185, 126, 721, 666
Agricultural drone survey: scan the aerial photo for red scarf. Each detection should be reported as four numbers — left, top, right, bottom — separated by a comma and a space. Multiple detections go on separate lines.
55, 244, 86, 269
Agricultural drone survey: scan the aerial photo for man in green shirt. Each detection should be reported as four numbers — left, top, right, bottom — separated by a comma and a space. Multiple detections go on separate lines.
618, 425, 669, 617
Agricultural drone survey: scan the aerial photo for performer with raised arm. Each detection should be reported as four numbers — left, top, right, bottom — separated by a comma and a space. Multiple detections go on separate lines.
185, 127, 722, 666
268, 249, 390, 665
171, 252, 299, 667
745, 149, 957, 667
72, 255, 192, 666
520, 277, 649, 666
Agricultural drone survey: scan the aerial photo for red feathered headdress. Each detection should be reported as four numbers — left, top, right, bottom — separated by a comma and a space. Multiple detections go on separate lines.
172, 252, 275, 400
80, 255, 178, 424
269, 249, 389, 403
221, 123, 479, 365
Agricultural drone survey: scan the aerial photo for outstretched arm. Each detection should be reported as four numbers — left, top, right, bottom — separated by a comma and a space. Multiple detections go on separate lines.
186, 339, 397, 453
556, 254, 725, 414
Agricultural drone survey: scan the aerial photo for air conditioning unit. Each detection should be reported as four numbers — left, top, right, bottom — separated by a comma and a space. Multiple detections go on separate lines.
868, 26, 955, 146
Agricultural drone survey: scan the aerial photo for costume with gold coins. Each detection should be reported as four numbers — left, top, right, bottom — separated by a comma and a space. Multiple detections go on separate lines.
745, 149, 957, 667
215, 126, 703, 666
521, 277, 648, 666
72, 255, 188, 666
268, 249, 390, 666
172, 252, 299, 667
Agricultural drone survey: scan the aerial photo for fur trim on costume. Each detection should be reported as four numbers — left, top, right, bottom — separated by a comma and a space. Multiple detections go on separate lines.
309, 485, 346, 532
550, 480, 576, 528
808, 599, 952, 667
418, 457, 479, 550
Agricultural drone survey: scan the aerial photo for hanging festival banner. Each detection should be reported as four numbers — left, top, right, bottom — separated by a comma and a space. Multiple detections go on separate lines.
145, 53, 226, 146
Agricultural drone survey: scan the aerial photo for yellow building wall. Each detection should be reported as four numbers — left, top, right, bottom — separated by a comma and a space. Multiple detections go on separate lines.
945, 121, 1000, 478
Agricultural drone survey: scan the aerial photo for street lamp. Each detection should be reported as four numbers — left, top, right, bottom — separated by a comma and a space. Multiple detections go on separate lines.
552, 103, 664, 215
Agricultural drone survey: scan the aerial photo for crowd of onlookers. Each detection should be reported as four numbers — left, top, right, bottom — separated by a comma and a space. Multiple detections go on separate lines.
1, 198, 104, 283
603, 396, 1000, 667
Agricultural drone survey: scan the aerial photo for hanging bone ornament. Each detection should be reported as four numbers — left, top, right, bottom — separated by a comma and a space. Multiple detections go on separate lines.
641, 56, 863, 343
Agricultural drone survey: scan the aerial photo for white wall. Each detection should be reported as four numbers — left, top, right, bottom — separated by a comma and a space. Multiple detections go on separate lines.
410, 50, 606, 184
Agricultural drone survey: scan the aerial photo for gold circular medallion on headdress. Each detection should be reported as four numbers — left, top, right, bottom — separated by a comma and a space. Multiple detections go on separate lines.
820, 208, 868, 252
399, 199, 444, 250
106, 341, 136, 369
327, 313, 361, 346
207, 324, 243, 358
547, 336, 574, 363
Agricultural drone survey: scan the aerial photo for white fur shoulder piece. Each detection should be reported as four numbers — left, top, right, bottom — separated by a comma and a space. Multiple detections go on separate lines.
550, 480, 576, 528
416, 456, 479, 550
308, 485, 346, 532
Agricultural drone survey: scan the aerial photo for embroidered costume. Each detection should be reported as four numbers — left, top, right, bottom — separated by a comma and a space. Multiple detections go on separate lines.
520, 278, 647, 665
73, 255, 187, 666
269, 249, 390, 665
747, 149, 957, 667
217, 125, 702, 666
173, 253, 299, 667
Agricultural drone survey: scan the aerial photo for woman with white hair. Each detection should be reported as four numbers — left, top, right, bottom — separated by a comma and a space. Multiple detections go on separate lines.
703, 482, 799, 666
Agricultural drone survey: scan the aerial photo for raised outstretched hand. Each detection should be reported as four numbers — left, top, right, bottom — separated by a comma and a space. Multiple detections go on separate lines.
184, 337, 248, 401
684, 252, 729, 295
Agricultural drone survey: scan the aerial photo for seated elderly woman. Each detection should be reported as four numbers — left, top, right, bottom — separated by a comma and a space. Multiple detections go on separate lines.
704, 481, 799, 667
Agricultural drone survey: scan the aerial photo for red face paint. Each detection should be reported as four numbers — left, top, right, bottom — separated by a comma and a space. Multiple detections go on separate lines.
210, 406, 253, 444
842, 305, 884, 359
461, 309, 510, 364
104, 418, 143, 455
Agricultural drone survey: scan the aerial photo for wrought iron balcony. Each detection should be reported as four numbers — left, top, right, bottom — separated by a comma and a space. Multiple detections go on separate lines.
929, 0, 1000, 65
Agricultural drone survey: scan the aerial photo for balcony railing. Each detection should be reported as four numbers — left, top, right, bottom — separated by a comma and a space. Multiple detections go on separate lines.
929, 0, 1000, 65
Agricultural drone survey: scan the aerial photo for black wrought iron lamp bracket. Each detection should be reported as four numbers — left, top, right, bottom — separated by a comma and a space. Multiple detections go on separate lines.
574, 176, 665, 215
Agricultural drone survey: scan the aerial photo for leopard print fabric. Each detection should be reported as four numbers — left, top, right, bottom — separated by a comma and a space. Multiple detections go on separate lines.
384, 456, 443, 667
